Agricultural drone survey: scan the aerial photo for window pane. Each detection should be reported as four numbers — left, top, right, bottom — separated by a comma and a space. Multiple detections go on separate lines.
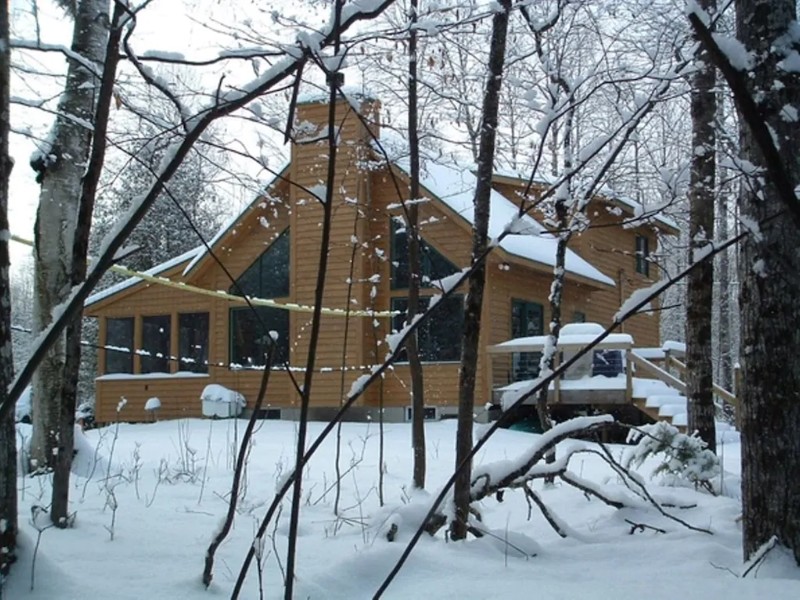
635, 235, 650, 276
179, 312, 209, 373
105, 317, 133, 374
511, 299, 543, 381
390, 218, 457, 289
391, 295, 463, 362
229, 307, 288, 368
231, 229, 290, 298
141, 315, 171, 374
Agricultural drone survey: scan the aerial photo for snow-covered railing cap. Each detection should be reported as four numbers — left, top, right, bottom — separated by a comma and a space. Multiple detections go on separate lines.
296, 85, 380, 107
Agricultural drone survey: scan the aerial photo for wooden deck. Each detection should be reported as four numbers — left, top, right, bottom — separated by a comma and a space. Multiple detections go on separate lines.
488, 334, 738, 429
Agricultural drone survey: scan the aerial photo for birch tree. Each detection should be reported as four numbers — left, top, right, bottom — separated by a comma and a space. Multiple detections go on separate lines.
29, 0, 109, 473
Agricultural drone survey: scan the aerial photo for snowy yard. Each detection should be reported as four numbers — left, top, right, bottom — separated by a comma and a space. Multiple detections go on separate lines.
5, 418, 799, 599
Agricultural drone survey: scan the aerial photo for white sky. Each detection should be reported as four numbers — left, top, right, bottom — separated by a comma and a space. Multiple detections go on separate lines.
7, 0, 325, 266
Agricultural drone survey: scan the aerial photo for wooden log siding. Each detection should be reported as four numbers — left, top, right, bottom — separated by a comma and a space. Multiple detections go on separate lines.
489, 179, 665, 348
88, 98, 666, 422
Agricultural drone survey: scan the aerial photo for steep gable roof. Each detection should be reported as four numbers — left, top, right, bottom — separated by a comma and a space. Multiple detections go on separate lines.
392, 160, 615, 287
491, 168, 680, 234
88, 155, 621, 310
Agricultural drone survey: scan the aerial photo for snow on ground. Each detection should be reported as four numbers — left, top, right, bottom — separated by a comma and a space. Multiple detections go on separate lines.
5, 419, 799, 599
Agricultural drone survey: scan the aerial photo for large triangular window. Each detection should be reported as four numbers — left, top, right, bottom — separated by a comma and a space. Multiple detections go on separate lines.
229, 230, 290, 367
230, 229, 290, 298
390, 218, 457, 289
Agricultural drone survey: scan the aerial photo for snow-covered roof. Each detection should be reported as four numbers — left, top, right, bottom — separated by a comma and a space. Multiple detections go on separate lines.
296, 86, 379, 106
490, 331, 633, 353
492, 167, 679, 233
85, 245, 203, 308
394, 160, 615, 287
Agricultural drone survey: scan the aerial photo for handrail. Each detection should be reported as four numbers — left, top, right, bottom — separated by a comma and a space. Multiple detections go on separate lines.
665, 355, 738, 407
627, 351, 687, 393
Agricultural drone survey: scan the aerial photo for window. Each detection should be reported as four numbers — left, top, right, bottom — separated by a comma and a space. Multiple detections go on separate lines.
391, 295, 464, 362
390, 218, 458, 289
105, 317, 133, 374
230, 307, 289, 367
511, 299, 543, 382
141, 315, 171, 373
229, 230, 291, 368
230, 229, 290, 298
635, 235, 650, 277
572, 311, 586, 323
179, 312, 209, 373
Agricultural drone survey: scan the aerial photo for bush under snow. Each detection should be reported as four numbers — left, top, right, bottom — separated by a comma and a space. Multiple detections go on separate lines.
624, 421, 720, 492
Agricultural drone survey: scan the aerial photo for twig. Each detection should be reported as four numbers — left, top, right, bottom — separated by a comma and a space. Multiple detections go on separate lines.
625, 519, 666, 535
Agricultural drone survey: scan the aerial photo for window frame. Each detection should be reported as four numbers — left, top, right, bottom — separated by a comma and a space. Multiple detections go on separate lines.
229, 306, 289, 368
178, 312, 209, 373
105, 317, 134, 374
140, 314, 172, 374
510, 299, 544, 382
390, 294, 464, 363
228, 228, 291, 369
635, 234, 650, 277
230, 228, 290, 299
389, 217, 458, 290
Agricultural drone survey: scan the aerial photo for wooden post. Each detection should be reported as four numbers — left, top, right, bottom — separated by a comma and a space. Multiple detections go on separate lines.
734, 364, 742, 428
486, 346, 494, 408
625, 348, 633, 403
133, 315, 142, 374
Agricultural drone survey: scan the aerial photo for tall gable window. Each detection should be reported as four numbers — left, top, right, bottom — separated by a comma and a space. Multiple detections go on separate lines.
511, 299, 543, 382
105, 317, 134, 374
231, 229, 290, 298
141, 315, 171, 373
635, 235, 650, 277
390, 218, 457, 289
229, 230, 290, 366
391, 295, 464, 362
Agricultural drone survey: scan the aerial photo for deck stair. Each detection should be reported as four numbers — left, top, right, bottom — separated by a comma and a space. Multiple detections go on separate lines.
633, 395, 688, 430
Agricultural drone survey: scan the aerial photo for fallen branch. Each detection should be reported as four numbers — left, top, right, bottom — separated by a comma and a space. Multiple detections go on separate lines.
524, 485, 567, 538
742, 536, 778, 578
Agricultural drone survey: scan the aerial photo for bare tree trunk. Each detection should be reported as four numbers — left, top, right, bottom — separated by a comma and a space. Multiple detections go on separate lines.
30, 0, 109, 472
716, 189, 731, 391
686, 0, 717, 452
525, 4, 575, 477
451, 0, 511, 541
50, 0, 122, 528
407, 0, 426, 490
0, 0, 18, 577
734, 0, 800, 564
284, 3, 344, 594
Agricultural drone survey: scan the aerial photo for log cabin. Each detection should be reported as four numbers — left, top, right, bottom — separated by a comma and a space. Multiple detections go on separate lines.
84, 94, 678, 424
